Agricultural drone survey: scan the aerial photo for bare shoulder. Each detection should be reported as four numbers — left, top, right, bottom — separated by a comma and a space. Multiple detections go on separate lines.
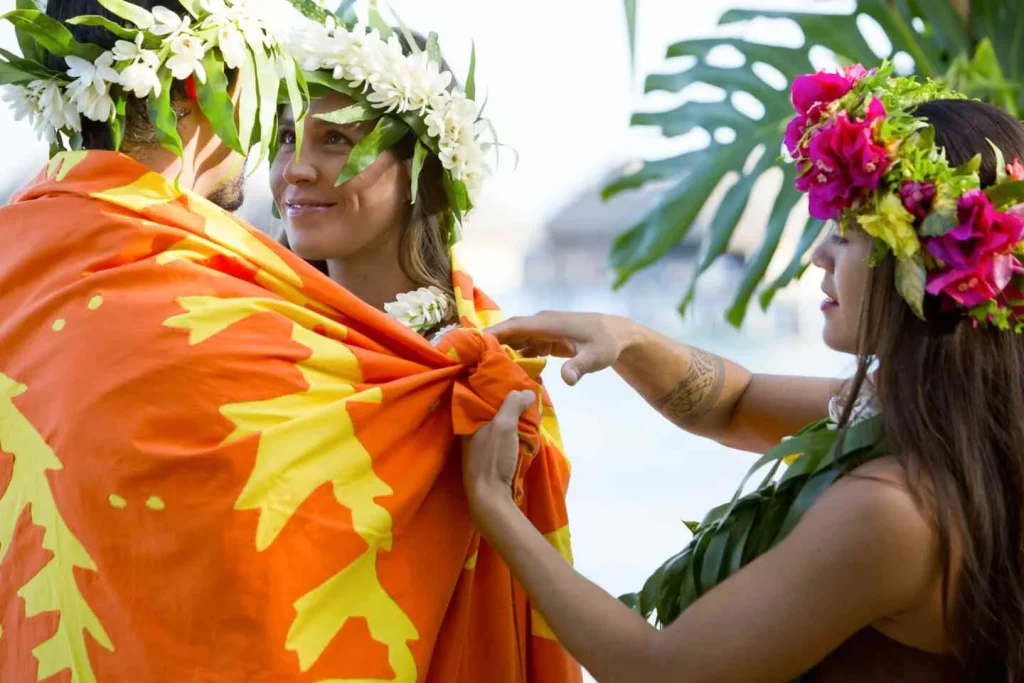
813, 457, 935, 548
792, 456, 941, 609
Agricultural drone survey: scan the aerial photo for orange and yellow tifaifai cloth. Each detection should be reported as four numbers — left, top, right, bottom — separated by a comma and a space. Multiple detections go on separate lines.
0, 150, 581, 683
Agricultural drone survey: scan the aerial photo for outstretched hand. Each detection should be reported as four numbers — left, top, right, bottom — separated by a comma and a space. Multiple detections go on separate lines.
487, 311, 636, 386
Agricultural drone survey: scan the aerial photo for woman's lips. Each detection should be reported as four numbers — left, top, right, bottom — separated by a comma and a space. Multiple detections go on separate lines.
285, 201, 337, 217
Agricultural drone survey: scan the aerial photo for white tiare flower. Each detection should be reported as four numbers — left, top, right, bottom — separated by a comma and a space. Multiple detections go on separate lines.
74, 84, 117, 122
66, 52, 118, 122
166, 35, 208, 82
384, 286, 453, 333
461, 163, 488, 200
284, 21, 337, 71
35, 80, 81, 132
217, 22, 247, 70
112, 34, 162, 94
438, 142, 481, 177
120, 61, 162, 98
368, 51, 451, 114
112, 33, 145, 62
402, 52, 453, 112
198, 0, 232, 24
424, 108, 445, 140
3, 83, 38, 123
446, 93, 478, 131
237, 16, 271, 51
151, 6, 192, 39
65, 52, 119, 99
5, 81, 81, 141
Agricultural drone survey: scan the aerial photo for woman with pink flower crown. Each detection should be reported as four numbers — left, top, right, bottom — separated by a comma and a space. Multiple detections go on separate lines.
455, 62, 1024, 682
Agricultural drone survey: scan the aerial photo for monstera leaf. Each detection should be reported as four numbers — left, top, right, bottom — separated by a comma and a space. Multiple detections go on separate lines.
611, 0, 1023, 326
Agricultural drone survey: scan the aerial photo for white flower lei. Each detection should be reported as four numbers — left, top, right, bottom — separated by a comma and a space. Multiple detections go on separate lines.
384, 285, 455, 337
281, 12, 493, 203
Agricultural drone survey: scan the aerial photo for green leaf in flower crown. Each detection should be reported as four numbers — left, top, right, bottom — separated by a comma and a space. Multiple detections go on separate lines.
66, 15, 138, 42
368, 0, 393, 39
985, 180, 1024, 209
316, 102, 380, 125
1, 10, 103, 61
279, 48, 306, 163
920, 201, 959, 236
238, 47, 259, 153
0, 60, 43, 85
443, 174, 469, 221
177, 0, 201, 17
909, 124, 936, 153
446, 211, 460, 246
14, 0, 44, 64
989, 138, 1009, 184
335, 0, 358, 26
0, 47, 56, 82
895, 255, 927, 320
303, 69, 439, 160
410, 139, 428, 204
425, 32, 442, 67
110, 95, 126, 151
956, 153, 983, 176
389, 7, 421, 54
465, 41, 477, 101
335, 115, 408, 186
95, 0, 154, 29
197, 49, 243, 155
253, 46, 281, 171
148, 68, 183, 157
682, 520, 699, 534
288, 0, 331, 24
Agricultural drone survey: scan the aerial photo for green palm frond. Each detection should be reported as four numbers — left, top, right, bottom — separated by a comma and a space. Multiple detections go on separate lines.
610, 0, 1023, 327
621, 416, 886, 642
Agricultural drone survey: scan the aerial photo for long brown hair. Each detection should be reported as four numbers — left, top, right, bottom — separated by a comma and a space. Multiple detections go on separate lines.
841, 100, 1024, 680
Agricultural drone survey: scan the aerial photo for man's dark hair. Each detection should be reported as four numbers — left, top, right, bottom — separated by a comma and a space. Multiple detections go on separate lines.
45, 0, 188, 151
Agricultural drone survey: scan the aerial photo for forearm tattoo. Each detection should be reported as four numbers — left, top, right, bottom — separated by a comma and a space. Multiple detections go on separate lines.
653, 349, 726, 428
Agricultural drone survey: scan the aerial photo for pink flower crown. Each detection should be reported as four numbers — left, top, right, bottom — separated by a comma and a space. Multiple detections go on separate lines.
786, 62, 1024, 331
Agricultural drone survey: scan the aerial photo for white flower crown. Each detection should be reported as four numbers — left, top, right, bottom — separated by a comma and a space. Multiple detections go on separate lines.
0, 0, 301, 161
283, 15, 492, 201
278, 0, 500, 238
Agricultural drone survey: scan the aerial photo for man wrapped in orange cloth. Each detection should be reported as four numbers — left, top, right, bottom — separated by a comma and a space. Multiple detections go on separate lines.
0, 1, 580, 681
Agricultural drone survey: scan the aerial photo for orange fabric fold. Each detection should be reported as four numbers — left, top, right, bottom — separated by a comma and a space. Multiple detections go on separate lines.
0, 151, 581, 683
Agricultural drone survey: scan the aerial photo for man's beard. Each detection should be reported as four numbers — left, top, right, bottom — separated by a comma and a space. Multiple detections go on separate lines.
207, 171, 245, 212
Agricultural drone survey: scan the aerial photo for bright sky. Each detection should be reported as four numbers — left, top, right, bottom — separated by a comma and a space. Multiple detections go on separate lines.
0, 0, 847, 288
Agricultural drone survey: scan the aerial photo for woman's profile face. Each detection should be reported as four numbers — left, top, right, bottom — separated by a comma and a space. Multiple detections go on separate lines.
811, 222, 874, 354
270, 93, 411, 263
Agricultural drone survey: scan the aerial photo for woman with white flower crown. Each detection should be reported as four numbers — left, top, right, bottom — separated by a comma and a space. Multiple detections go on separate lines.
273, 10, 487, 342
268, 6, 582, 682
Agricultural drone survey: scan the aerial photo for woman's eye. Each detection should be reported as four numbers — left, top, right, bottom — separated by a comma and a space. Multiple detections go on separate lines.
327, 131, 350, 146
827, 223, 848, 245
279, 129, 296, 145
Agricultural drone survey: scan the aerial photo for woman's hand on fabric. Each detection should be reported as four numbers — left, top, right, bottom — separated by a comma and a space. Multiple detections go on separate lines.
462, 389, 536, 518
487, 311, 639, 386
